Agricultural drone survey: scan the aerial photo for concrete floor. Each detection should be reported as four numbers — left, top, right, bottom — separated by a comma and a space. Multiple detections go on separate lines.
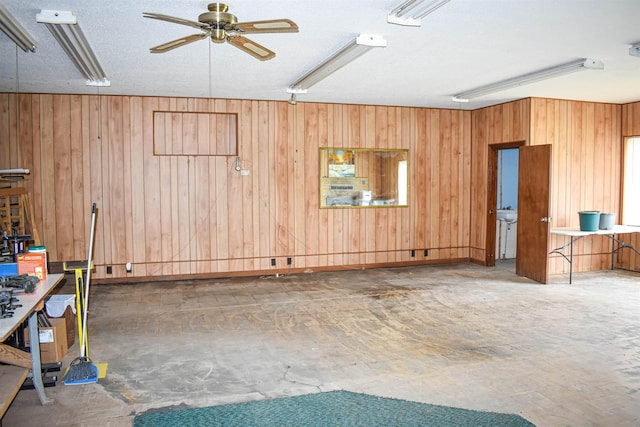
3, 262, 640, 426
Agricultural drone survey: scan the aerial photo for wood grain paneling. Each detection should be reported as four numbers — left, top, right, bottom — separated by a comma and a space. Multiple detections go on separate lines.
469, 98, 632, 275
0, 93, 472, 281
530, 99, 624, 274
3, 92, 632, 279
153, 111, 237, 155
469, 99, 531, 263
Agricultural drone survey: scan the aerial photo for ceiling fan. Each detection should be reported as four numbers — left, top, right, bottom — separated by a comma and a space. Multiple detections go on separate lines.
143, 2, 298, 61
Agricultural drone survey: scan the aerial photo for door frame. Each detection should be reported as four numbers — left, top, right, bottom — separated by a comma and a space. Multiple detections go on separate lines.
486, 141, 525, 266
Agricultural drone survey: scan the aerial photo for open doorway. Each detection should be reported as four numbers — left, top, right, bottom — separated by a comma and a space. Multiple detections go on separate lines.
495, 148, 519, 270
487, 141, 524, 270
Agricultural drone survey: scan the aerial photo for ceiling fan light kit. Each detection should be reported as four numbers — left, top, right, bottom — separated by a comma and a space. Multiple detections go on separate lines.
36, 10, 110, 87
0, 4, 37, 52
387, 0, 451, 26
452, 58, 604, 102
143, 3, 298, 61
287, 34, 387, 95
199, 3, 238, 43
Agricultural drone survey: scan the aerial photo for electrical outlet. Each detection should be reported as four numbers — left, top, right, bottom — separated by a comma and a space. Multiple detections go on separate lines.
287, 257, 292, 265
410, 250, 415, 257
424, 250, 429, 256
106, 265, 112, 274
271, 258, 276, 266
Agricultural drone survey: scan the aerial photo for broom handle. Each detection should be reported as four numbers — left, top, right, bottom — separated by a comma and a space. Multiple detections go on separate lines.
80, 203, 97, 358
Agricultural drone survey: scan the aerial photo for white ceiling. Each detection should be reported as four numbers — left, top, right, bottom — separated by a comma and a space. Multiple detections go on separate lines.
2, 0, 640, 110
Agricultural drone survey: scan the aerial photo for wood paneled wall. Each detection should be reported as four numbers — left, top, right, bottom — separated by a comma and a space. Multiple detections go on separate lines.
0, 93, 472, 280
530, 98, 623, 274
153, 111, 237, 156
469, 99, 530, 262
2, 92, 634, 280
621, 101, 640, 272
469, 98, 636, 276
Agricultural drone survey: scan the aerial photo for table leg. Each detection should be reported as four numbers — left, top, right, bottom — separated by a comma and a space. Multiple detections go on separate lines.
611, 233, 615, 270
569, 237, 574, 285
27, 312, 54, 405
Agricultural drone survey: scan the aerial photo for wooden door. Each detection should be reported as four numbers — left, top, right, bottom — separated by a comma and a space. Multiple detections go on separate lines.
516, 144, 552, 283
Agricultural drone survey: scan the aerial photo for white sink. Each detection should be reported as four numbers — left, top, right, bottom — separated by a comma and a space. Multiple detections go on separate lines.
497, 209, 518, 224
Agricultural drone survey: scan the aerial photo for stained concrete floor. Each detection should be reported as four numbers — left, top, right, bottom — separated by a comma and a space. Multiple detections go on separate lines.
3, 262, 640, 426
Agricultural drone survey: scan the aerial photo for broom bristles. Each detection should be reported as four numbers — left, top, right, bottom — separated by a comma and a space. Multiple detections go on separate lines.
63, 356, 97, 383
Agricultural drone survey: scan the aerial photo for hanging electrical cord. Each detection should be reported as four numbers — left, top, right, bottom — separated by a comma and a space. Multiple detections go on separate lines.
15, 46, 19, 148
14, 45, 18, 92
209, 37, 212, 100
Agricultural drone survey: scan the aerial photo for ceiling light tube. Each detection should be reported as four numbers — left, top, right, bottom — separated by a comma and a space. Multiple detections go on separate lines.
36, 10, 110, 87
287, 34, 386, 94
629, 42, 640, 58
387, 0, 451, 27
0, 4, 36, 52
452, 58, 604, 102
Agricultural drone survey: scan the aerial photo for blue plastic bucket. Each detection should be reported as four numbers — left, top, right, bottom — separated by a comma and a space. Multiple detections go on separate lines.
578, 211, 601, 231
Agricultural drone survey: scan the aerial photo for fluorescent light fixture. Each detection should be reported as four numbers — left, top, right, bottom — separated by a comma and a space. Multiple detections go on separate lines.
0, 4, 36, 52
630, 42, 640, 57
452, 58, 604, 102
287, 34, 386, 94
387, 0, 451, 26
37, 10, 110, 86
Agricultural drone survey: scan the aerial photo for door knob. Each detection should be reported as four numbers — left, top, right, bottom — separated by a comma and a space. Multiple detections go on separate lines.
540, 217, 551, 222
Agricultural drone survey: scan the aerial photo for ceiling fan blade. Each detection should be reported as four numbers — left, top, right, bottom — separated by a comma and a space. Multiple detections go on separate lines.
150, 33, 209, 53
143, 12, 210, 30
235, 19, 299, 34
227, 35, 275, 61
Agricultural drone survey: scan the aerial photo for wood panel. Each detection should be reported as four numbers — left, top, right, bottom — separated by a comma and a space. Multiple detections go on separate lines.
469, 99, 531, 263
468, 98, 628, 276
0, 365, 28, 419
153, 111, 237, 155
0, 93, 472, 281
530, 98, 624, 274
3, 92, 632, 279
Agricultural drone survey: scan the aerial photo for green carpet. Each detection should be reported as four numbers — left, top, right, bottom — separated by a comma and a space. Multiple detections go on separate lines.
134, 390, 535, 426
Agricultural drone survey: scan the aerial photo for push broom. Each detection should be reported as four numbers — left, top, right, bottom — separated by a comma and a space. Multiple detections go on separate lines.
63, 203, 98, 385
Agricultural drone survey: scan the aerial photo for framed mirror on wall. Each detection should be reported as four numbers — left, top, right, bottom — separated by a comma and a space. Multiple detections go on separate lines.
320, 148, 409, 208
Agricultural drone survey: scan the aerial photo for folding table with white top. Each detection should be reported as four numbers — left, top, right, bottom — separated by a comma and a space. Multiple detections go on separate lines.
550, 225, 640, 284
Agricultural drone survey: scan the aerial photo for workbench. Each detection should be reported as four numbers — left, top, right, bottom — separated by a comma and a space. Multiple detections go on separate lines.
550, 225, 640, 284
0, 273, 64, 418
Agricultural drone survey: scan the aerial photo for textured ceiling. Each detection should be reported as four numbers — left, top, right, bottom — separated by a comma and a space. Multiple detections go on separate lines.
2, 0, 640, 110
